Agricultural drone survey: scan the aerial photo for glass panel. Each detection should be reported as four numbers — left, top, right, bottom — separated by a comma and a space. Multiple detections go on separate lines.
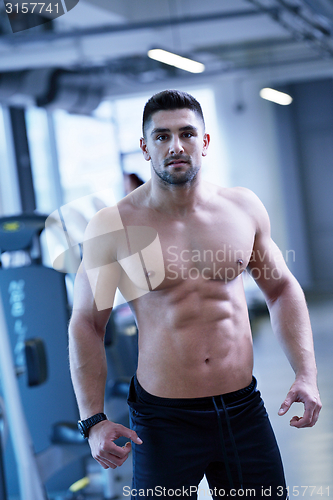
114, 94, 150, 183
53, 109, 123, 214
25, 107, 54, 214
190, 88, 230, 187
0, 106, 7, 215
0, 106, 21, 215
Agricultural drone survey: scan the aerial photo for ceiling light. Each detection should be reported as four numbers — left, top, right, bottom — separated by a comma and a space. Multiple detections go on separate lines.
259, 88, 293, 105
148, 49, 205, 74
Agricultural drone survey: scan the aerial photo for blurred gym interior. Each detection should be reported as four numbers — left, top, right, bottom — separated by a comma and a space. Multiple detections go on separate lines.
0, 1, 332, 498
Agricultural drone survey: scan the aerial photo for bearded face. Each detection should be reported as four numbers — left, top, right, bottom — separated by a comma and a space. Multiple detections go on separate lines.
140, 108, 209, 187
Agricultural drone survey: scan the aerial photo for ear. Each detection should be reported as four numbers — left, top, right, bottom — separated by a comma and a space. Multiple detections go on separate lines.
140, 137, 151, 161
202, 133, 210, 157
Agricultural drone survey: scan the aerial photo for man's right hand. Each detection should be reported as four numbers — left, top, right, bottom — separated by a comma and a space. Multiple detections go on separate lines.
88, 420, 143, 469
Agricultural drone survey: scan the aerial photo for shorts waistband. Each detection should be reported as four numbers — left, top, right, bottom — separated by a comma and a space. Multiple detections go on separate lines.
132, 374, 257, 409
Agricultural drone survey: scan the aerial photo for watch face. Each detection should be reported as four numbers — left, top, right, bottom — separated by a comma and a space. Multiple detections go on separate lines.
78, 421, 88, 438
77, 413, 106, 439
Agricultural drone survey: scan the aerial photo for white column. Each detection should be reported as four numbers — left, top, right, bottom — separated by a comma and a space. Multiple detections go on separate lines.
46, 111, 64, 210
0, 106, 22, 215
0, 291, 47, 500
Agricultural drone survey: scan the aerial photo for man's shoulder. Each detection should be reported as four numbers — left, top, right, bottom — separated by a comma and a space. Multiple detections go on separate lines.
219, 186, 264, 210
83, 184, 149, 252
217, 185, 255, 202
213, 185, 269, 230
84, 205, 124, 241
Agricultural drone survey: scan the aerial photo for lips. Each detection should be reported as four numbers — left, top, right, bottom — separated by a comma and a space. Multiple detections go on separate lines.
168, 160, 188, 166
166, 156, 190, 166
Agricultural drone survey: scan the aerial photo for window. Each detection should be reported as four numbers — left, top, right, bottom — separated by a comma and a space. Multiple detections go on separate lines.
53, 107, 123, 214
25, 107, 55, 214
0, 106, 7, 215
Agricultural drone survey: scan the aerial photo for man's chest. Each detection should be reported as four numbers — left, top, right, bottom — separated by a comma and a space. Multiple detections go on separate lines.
116, 208, 255, 291
160, 216, 254, 282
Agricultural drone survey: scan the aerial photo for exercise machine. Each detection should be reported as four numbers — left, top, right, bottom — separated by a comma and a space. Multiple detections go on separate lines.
0, 214, 85, 499
0, 214, 139, 499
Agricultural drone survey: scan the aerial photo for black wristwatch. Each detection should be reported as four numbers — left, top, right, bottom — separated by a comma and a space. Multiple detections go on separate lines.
77, 412, 107, 439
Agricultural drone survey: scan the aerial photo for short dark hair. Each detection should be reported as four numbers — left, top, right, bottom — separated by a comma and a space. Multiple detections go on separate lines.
142, 89, 205, 136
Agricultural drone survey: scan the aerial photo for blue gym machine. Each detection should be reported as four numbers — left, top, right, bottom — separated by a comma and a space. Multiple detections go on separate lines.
0, 214, 86, 499
0, 213, 138, 499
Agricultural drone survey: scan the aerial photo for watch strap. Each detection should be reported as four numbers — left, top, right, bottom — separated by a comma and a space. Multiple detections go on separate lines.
78, 412, 107, 438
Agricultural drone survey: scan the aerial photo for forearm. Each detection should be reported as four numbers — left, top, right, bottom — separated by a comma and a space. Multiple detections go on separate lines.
266, 278, 317, 379
250, 213, 321, 425
69, 317, 107, 419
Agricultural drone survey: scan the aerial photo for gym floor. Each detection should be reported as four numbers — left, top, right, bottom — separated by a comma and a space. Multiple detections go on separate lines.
252, 295, 333, 494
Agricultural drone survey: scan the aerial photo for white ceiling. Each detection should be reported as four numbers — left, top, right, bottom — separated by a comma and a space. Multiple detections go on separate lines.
0, 0, 333, 95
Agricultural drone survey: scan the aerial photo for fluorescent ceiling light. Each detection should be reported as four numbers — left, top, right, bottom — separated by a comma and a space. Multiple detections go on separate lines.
148, 49, 205, 74
260, 88, 293, 106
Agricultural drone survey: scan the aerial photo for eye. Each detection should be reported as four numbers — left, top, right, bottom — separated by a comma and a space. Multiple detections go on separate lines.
156, 135, 168, 141
182, 132, 194, 138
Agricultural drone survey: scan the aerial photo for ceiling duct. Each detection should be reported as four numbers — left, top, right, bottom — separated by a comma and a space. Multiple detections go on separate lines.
300, 0, 333, 22
0, 69, 104, 114
1, 7, 281, 45
0, 69, 54, 106
36, 70, 104, 114
246, 0, 333, 58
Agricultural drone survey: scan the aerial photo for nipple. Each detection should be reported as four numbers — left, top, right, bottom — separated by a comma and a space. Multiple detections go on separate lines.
237, 259, 244, 266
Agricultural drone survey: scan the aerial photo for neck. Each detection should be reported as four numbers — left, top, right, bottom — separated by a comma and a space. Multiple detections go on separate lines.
147, 171, 206, 216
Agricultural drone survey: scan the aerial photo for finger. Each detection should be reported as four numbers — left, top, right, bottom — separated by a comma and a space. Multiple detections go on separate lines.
290, 403, 315, 428
96, 447, 129, 469
104, 453, 129, 468
289, 416, 300, 425
123, 441, 132, 452
95, 455, 117, 469
278, 392, 296, 416
290, 417, 307, 428
102, 462, 117, 470
102, 440, 132, 460
293, 398, 322, 428
311, 401, 322, 426
98, 461, 109, 470
107, 443, 132, 466
116, 424, 143, 444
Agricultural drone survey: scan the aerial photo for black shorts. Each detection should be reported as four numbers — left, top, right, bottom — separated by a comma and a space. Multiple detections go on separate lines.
127, 375, 287, 499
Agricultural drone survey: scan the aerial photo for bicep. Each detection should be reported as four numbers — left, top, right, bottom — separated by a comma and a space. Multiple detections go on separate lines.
246, 194, 293, 302
71, 256, 122, 336
248, 234, 294, 303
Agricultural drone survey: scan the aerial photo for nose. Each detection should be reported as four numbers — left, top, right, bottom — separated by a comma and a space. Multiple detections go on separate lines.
169, 136, 184, 155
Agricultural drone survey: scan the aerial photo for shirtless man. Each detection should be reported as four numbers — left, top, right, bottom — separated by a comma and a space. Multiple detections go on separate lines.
69, 90, 321, 499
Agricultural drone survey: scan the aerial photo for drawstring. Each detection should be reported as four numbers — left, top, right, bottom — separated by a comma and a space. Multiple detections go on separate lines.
212, 396, 244, 490
212, 397, 234, 489
220, 396, 243, 488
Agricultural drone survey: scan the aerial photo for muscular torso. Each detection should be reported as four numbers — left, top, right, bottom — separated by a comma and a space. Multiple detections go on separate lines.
109, 182, 256, 398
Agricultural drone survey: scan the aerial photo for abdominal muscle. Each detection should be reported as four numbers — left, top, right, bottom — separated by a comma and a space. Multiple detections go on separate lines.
133, 275, 254, 398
